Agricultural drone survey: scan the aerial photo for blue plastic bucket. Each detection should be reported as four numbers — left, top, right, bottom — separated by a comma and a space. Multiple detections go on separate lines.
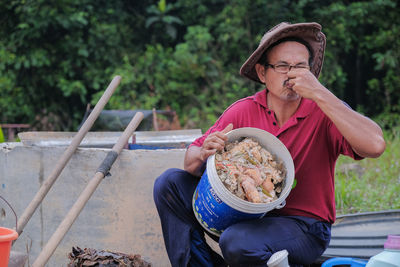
192, 127, 295, 236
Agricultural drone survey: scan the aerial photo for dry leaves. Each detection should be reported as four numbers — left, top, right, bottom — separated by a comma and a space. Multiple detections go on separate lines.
68, 247, 152, 267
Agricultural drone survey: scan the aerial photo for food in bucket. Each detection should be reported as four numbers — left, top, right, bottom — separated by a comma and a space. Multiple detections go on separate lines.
215, 137, 286, 203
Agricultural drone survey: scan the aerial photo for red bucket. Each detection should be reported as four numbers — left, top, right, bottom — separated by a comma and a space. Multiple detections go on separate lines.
0, 227, 18, 267
0, 196, 19, 267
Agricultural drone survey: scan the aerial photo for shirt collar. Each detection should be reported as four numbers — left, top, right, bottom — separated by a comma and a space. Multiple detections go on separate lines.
253, 88, 313, 118
253, 89, 268, 108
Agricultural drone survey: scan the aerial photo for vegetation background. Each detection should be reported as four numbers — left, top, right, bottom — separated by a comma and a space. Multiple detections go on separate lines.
1, 0, 399, 131
0, 0, 399, 214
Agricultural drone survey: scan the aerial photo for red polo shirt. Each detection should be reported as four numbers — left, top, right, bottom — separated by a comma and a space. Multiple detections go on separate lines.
191, 89, 362, 223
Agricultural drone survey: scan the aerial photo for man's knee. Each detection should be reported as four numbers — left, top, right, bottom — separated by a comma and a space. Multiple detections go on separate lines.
154, 167, 180, 188
153, 168, 182, 199
219, 226, 271, 266
219, 227, 249, 265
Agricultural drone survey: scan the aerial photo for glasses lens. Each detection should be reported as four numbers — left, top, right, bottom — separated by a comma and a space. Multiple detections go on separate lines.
295, 65, 309, 69
275, 65, 290, 73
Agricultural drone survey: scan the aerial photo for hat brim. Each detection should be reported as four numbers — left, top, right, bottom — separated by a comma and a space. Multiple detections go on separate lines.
240, 22, 326, 83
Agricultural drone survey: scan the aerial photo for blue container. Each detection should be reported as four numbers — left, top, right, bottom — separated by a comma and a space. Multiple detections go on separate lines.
322, 258, 368, 267
192, 128, 295, 236
192, 168, 264, 236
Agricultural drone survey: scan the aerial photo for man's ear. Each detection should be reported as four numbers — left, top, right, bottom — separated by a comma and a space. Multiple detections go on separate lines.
255, 63, 266, 84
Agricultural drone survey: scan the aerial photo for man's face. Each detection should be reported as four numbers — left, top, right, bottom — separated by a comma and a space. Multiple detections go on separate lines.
256, 41, 310, 102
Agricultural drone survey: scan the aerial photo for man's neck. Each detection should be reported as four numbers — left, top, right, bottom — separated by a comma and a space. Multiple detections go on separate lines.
267, 92, 302, 127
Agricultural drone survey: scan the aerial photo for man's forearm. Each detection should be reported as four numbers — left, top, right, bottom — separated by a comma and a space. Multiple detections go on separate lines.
314, 88, 386, 158
184, 146, 206, 177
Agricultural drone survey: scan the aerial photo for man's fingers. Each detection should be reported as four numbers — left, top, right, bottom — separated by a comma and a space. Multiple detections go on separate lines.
287, 68, 308, 78
202, 123, 233, 157
200, 148, 217, 162
221, 123, 233, 134
205, 148, 217, 156
205, 135, 225, 147
204, 140, 225, 151
287, 70, 297, 79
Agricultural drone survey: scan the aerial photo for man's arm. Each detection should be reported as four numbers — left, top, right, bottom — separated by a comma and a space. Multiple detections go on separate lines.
314, 89, 385, 158
184, 123, 233, 176
184, 146, 207, 177
289, 69, 386, 158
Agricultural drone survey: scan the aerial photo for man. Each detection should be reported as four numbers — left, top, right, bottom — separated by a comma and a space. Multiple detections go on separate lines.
153, 22, 386, 266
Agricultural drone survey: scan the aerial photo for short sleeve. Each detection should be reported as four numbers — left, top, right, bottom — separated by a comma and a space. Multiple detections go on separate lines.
326, 117, 364, 160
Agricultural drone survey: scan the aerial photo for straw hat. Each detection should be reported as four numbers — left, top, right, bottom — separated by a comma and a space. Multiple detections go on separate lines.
240, 22, 326, 83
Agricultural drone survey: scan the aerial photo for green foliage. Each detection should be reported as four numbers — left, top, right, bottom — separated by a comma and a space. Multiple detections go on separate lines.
146, 0, 183, 41
0, 127, 4, 143
313, 0, 400, 113
100, 25, 251, 130
0, 0, 399, 132
335, 129, 400, 214
373, 112, 400, 132
0, 0, 148, 129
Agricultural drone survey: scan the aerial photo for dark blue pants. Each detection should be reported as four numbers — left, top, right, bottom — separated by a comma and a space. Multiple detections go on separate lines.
153, 168, 331, 267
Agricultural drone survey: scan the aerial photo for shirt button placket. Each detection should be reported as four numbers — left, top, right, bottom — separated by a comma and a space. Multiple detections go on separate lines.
267, 110, 277, 126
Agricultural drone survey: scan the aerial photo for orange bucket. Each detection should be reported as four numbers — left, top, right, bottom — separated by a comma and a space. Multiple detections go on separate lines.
0, 227, 18, 267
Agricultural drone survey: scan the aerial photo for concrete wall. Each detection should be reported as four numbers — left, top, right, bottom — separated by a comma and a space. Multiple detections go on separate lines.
1, 142, 185, 266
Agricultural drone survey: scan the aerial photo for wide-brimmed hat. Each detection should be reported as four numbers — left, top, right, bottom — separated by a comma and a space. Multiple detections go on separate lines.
240, 22, 326, 83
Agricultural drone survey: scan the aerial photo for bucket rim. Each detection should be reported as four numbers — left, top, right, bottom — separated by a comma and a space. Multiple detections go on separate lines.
208, 127, 295, 211
0, 227, 19, 242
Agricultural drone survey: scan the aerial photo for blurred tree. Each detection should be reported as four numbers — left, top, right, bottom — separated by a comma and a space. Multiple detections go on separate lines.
314, 0, 399, 114
0, 0, 147, 129
0, 0, 398, 131
145, 0, 183, 42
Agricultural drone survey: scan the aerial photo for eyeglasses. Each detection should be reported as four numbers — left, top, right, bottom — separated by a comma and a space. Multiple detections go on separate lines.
265, 63, 310, 74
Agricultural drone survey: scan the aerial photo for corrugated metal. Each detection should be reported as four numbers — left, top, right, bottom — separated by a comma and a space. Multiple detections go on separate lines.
318, 210, 400, 262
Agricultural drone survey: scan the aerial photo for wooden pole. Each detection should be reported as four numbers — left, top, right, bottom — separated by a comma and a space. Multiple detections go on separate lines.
16, 76, 122, 236
32, 112, 144, 267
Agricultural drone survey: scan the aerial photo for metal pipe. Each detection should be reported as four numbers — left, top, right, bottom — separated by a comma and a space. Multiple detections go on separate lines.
16, 76, 122, 236
32, 112, 144, 267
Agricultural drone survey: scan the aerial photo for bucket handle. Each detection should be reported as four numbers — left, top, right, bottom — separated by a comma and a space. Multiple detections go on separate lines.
275, 200, 286, 209
0, 195, 18, 230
